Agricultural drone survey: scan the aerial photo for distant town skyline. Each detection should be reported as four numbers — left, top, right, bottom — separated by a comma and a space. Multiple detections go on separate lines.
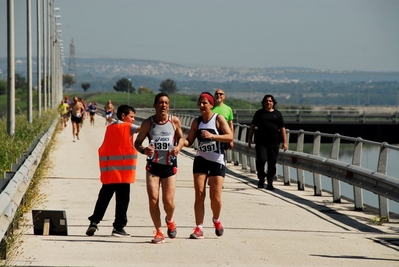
0, 0, 398, 72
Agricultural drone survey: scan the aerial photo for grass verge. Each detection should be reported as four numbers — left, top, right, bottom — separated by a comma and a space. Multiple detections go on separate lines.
0, 111, 57, 266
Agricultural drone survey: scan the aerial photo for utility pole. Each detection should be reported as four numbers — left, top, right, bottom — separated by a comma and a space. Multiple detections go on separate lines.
27, 0, 33, 123
68, 38, 76, 89
7, 0, 15, 136
36, 0, 42, 117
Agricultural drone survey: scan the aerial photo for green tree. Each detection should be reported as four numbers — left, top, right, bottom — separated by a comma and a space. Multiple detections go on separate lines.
15, 74, 26, 90
138, 86, 154, 94
63, 74, 75, 89
81, 82, 91, 93
113, 78, 136, 93
159, 78, 178, 94
0, 80, 6, 95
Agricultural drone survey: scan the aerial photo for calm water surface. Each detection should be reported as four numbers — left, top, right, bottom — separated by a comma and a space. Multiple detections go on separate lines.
278, 143, 399, 215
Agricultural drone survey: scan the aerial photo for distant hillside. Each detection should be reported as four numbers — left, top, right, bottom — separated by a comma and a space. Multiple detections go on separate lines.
1, 57, 399, 84
1, 57, 399, 106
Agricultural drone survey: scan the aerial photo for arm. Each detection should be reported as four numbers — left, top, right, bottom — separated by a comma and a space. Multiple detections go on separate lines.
228, 120, 234, 149
247, 124, 256, 149
184, 119, 198, 147
171, 116, 185, 156
280, 127, 288, 151
201, 115, 233, 143
134, 118, 152, 156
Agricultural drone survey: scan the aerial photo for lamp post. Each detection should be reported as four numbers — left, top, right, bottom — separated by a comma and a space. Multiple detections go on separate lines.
128, 78, 131, 105
249, 79, 253, 114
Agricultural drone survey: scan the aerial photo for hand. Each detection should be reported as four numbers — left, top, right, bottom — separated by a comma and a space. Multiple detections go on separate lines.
201, 130, 213, 140
247, 141, 252, 149
229, 141, 234, 150
282, 142, 288, 151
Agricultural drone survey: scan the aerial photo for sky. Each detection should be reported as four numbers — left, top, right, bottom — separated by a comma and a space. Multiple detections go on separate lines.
1, 0, 399, 72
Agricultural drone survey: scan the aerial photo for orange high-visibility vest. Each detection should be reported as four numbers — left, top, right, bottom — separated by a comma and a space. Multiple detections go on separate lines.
98, 122, 137, 184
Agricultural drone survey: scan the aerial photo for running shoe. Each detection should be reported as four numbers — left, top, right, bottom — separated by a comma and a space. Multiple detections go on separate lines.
85, 222, 98, 236
165, 216, 177, 239
151, 230, 165, 244
189, 226, 204, 239
213, 220, 224, 237
112, 228, 130, 237
266, 184, 275, 191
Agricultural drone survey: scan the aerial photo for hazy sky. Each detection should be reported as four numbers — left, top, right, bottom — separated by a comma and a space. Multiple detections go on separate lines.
1, 0, 399, 72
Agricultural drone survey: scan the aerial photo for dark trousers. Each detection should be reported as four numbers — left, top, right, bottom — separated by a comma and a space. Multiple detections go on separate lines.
255, 144, 280, 185
88, 183, 130, 230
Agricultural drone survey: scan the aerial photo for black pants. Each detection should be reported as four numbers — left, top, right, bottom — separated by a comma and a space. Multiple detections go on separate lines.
255, 144, 280, 185
88, 183, 130, 230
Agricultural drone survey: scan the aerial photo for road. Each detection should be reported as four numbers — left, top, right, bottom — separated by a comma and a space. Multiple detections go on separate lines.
8, 115, 399, 267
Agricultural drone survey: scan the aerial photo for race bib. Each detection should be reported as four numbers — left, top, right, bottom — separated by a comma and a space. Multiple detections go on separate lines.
154, 141, 169, 151
198, 140, 217, 152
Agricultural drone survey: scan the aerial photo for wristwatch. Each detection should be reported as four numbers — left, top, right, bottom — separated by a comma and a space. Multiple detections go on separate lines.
139, 147, 145, 154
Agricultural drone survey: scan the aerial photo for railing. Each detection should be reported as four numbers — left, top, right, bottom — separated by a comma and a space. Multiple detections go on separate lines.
151, 108, 399, 123
0, 120, 57, 241
168, 112, 399, 220
2, 109, 399, 242
232, 109, 399, 123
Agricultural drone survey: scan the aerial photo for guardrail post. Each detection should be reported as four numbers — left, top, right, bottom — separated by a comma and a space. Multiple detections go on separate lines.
377, 143, 389, 220
232, 125, 241, 166
282, 131, 291, 185
392, 112, 398, 123
240, 127, 248, 171
296, 130, 305, 190
327, 112, 333, 123
312, 132, 322, 196
359, 111, 366, 123
226, 124, 239, 164
352, 138, 364, 211
296, 110, 301, 122
331, 133, 341, 202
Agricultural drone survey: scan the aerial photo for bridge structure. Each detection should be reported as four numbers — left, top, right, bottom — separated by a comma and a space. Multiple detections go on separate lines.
0, 111, 398, 266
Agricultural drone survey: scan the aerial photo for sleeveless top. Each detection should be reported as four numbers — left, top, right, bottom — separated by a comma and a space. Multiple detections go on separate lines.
98, 122, 137, 184
148, 114, 176, 166
196, 114, 225, 165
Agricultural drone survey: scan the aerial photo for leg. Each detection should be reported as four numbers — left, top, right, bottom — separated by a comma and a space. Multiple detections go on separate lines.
160, 174, 176, 222
146, 172, 161, 232
72, 121, 77, 140
114, 183, 130, 230
255, 145, 267, 188
266, 145, 280, 190
208, 175, 223, 220
161, 174, 177, 239
88, 184, 115, 224
193, 173, 207, 226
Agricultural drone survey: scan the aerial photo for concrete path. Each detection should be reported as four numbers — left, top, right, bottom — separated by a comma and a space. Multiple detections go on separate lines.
10, 115, 399, 267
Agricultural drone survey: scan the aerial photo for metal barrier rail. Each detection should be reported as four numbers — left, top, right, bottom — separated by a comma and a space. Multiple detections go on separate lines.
169, 113, 399, 220
139, 108, 399, 123
2, 109, 398, 243
0, 120, 57, 241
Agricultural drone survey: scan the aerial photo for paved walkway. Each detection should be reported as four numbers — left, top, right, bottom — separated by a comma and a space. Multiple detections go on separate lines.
10, 115, 399, 267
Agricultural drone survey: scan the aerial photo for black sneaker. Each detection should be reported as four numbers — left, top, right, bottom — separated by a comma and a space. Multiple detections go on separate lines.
257, 181, 264, 189
266, 184, 275, 191
112, 228, 130, 237
86, 222, 98, 236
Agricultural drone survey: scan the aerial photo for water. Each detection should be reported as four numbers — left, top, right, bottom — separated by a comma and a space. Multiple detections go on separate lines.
277, 144, 399, 215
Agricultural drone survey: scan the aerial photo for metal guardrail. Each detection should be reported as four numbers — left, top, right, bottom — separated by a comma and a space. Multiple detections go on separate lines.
148, 108, 399, 123
1, 109, 398, 243
0, 120, 57, 241
168, 112, 399, 220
